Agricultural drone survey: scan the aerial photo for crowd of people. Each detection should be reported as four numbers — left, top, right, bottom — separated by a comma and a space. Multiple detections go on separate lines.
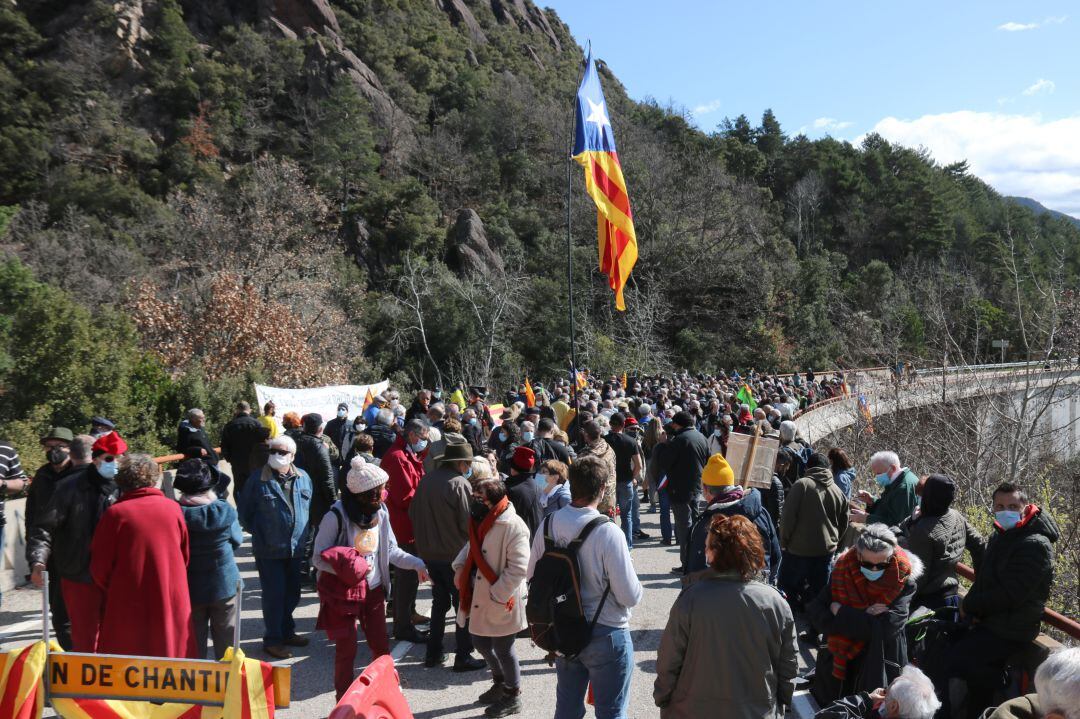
0, 367, 1074, 719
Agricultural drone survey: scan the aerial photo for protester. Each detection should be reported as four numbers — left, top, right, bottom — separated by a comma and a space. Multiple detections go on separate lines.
173, 458, 242, 660
527, 456, 643, 719
282, 411, 303, 443
89, 416, 116, 439
606, 412, 645, 548
808, 524, 921, 703
576, 420, 617, 516
313, 459, 430, 699
828, 447, 856, 498
91, 454, 192, 658
778, 420, 808, 488
892, 473, 984, 610
258, 401, 281, 438
237, 434, 312, 659
410, 437, 485, 670
815, 664, 941, 719
424, 418, 462, 473
504, 446, 543, 539
0, 438, 29, 606
683, 454, 780, 582
176, 408, 219, 464
324, 402, 351, 467
529, 417, 572, 464
538, 459, 571, 516
655, 514, 797, 718
943, 482, 1059, 719
984, 646, 1079, 719
366, 407, 398, 459
24, 426, 76, 647
382, 418, 431, 642
645, 430, 673, 545
341, 432, 377, 484
851, 451, 919, 526
27, 431, 123, 651
779, 452, 850, 613
653, 411, 709, 563
220, 401, 264, 493
454, 476, 530, 717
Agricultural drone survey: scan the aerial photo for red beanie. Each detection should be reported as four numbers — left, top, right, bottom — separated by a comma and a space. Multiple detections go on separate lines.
92, 432, 128, 456
511, 445, 536, 472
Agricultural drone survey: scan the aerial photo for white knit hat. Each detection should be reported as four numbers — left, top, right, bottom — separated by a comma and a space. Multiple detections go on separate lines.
346, 456, 388, 494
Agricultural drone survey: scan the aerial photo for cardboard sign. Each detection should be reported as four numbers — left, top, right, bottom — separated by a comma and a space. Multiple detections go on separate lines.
45, 653, 290, 707
254, 381, 389, 422
725, 433, 780, 490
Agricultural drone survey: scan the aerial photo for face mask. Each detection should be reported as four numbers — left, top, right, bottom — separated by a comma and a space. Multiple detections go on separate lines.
354, 422, 364, 430
469, 501, 488, 522
995, 509, 1022, 530
463, 467, 474, 481
469, 418, 478, 427
522, 431, 534, 442
268, 454, 291, 470
409, 439, 428, 454
533, 473, 547, 491
498, 431, 507, 442
47, 447, 69, 465
98, 461, 118, 479
337, 409, 347, 418
860, 567, 885, 582
874, 472, 891, 488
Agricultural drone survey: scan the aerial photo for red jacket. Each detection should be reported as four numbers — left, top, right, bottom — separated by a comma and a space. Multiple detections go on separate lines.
316, 546, 370, 641
381, 436, 426, 544
91, 487, 193, 658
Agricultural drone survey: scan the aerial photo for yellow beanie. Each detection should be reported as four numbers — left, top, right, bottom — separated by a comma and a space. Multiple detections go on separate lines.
701, 453, 735, 487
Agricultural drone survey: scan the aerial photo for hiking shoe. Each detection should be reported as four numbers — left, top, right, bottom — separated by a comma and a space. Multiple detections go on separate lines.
453, 655, 487, 672
283, 634, 309, 647
478, 682, 507, 704
485, 692, 522, 717
264, 645, 292, 660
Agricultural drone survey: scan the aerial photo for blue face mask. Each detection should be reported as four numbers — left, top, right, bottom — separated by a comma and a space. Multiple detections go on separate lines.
498, 431, 508, 442
469, 418, 478, 427
860, 567, 885, 582
533, 472, 547, 491
874, 472, 892, 488
995, 510, 1022, 530
98, 461, 118, 479
409, 439, 428, 454
522, 431, 534, 442
463, 467, 473, 480
337, 409, 347, 418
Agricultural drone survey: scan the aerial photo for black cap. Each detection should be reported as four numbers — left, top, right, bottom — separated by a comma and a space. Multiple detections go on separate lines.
303, 413, 323, 432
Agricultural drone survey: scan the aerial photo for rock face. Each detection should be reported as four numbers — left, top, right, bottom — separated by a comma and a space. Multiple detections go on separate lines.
432, 0, 487, 44
490, 0, 561, 50
269, 0, 340, 34
112, 0, 151, 72
446, 209, 504, 276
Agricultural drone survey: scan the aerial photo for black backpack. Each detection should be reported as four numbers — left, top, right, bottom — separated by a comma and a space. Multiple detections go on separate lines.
526, 514, 611, 659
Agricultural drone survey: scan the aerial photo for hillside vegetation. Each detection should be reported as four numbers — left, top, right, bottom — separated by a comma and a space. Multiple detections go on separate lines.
2, 0, 1079, 456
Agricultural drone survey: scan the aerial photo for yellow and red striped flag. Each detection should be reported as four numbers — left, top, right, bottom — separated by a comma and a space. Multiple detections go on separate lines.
573, 50, 638, 311
0, 641, 47, 719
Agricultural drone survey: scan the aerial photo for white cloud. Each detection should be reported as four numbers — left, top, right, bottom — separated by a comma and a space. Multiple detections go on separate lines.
692, 99, 723, 116
998, 21, 1038, 31
1022, 78, 1055, 96
997, 15, 1067, 31
867, 111, 1080, 216
811, 117, 854, 132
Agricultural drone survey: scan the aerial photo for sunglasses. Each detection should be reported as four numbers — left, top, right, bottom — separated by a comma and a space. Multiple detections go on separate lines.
859, 560, 890, 571
269, 449, 291, 456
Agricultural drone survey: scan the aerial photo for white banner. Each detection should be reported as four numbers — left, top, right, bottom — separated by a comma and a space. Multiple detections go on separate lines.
254, 380, 390, 422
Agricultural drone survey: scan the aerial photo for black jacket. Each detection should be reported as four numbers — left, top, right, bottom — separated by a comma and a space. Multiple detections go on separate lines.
961, 506, 1058, 642
655, 427, 710, 503
365, 424, 397, 459
814, 692, 877, 718
323, 416, 349, 456
177, 420, 219, 464
529, 437, 571, 465
25, 462, 79, 536
26, 465, 118, 582
504, 472, 542, 540
219, 414, 263, 477
294, 432, 336, 521
683, 488, 781, 582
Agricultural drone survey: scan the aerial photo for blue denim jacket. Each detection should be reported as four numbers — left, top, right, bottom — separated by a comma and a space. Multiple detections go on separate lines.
237, 466, 312, 559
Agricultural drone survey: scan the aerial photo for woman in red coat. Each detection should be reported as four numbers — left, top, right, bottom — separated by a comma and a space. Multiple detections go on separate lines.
91, 453, 194, 658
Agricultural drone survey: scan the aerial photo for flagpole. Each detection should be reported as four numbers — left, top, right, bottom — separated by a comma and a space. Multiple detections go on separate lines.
567, 121, 579, 410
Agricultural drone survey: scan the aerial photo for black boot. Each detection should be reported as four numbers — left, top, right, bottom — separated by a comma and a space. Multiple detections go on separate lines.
485, 688, 521, 717
478, 680, 507, 705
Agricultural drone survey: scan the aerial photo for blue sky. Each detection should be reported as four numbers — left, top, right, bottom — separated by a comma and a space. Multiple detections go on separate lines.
543, 1, 1080, 215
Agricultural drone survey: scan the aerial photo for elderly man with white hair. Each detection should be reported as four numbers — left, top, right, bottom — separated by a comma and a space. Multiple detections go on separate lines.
852, 451, 919, 527
815, 664, 941, 718
237, 434, 313, 659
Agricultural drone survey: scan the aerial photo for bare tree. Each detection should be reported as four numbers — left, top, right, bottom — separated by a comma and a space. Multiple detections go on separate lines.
787, 171, 824, 257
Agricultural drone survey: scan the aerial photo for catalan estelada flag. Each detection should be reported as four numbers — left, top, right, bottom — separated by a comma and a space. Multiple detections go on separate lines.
573, 51, 638, 311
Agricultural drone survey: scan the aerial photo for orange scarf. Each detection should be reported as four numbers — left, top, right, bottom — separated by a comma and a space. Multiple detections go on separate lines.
827, 547, 912, 680
457, 496, 510, 612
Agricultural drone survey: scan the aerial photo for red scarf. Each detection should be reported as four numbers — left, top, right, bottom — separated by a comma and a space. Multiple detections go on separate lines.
457, 496, 510, 612
827, 547, 912, 680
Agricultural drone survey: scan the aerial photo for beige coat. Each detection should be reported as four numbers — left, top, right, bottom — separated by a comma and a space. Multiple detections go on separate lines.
452, 502, 530, 637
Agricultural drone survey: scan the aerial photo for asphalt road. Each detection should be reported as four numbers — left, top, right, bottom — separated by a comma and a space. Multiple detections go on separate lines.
0, 505, 815, 718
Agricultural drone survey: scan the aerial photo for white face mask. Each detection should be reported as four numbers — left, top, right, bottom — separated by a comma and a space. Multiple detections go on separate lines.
268, 453, 291, 470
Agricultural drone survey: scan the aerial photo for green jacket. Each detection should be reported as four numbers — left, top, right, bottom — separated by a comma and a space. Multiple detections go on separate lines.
866, 468, 919, 526
779, 466, 849, 557
962, 506, 1058, 642
986, 693, 1039, 719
